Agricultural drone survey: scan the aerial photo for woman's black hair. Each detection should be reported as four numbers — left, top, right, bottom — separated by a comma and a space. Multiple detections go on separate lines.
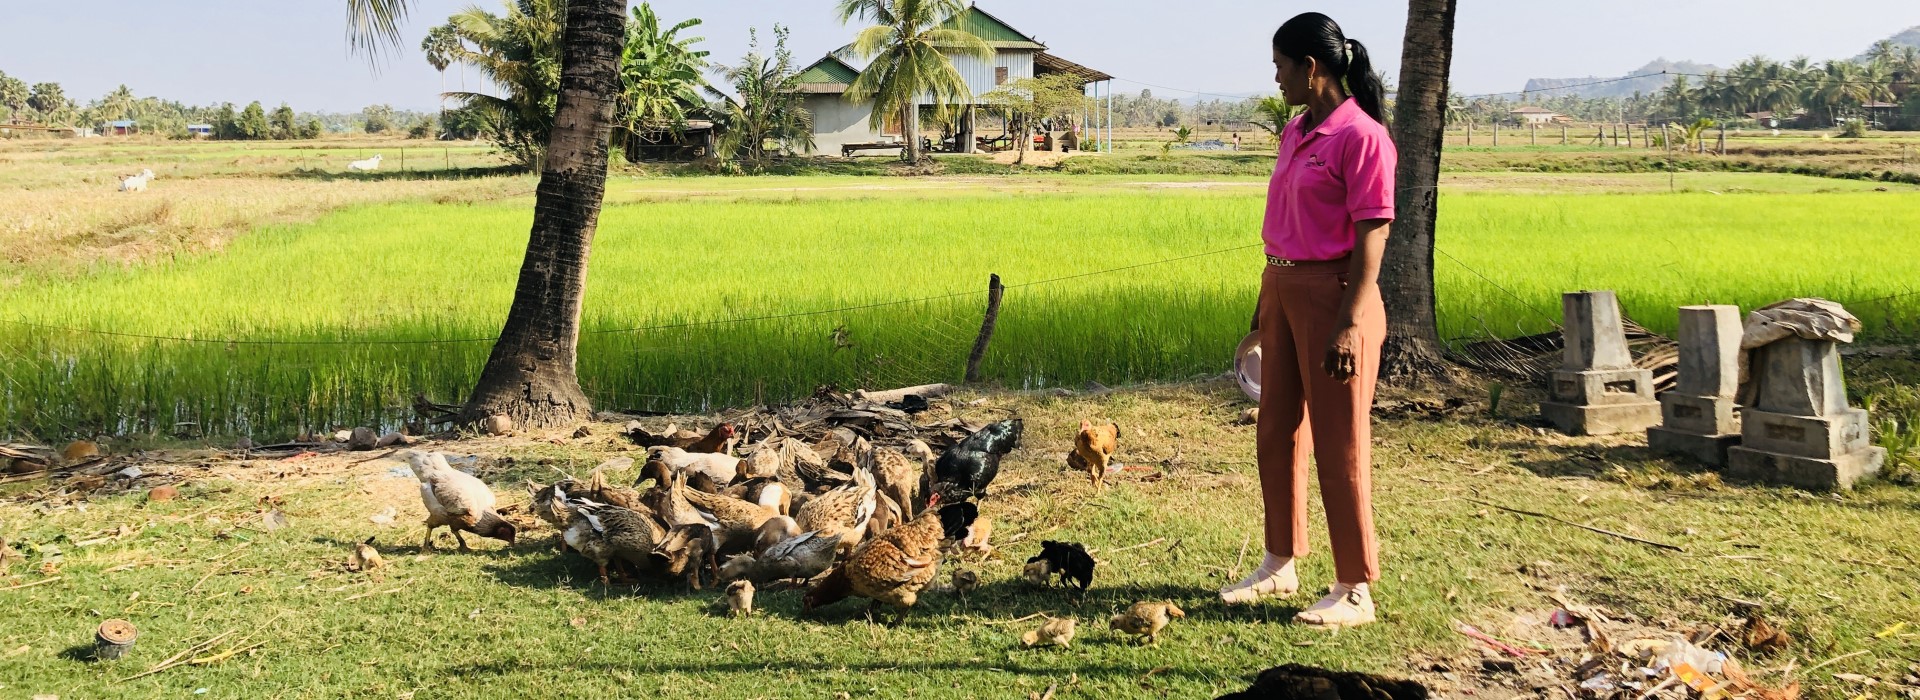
1273, 13, 1387, 124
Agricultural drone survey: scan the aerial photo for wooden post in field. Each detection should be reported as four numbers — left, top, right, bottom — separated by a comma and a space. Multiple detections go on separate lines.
1465, 122, 1472, 145
1493, 121, 1499, 146
1530, 123, 1537, 145
446, 148, 451, 170
964, 274, 1005, 384
1717, 123, 1726, 155
1596, 127, 1605, 146
401, 148, 406, 172
1561, 125, 1569, 145
1623, 123, 1633, 147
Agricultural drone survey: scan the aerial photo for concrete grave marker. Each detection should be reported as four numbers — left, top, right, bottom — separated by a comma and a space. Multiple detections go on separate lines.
1541, 291, 1660, 435
1648, 305, 1743, 465
1726, 336, 1884, 490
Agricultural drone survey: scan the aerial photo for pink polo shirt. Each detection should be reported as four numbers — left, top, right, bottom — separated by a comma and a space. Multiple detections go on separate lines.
1260, 98, 1397, 260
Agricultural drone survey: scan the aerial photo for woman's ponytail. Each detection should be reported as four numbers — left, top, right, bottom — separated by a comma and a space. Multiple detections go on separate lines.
1273, 13, 1388, 125
1343, 38, 1387, 124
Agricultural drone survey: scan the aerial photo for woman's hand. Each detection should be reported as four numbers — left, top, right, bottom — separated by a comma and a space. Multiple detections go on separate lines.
1322, 322, 1362, 382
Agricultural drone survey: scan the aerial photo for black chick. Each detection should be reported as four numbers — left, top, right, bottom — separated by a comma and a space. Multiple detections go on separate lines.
931, 419, 1022, 502
936, 501, 979, 540
1028, 540, 1095, 592
1215, 664, 1429, 700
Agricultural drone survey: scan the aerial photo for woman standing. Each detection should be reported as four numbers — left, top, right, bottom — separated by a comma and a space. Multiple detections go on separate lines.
1217, 12, 1395, 630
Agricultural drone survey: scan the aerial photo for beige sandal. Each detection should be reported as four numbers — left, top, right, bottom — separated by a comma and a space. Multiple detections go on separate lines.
1219, 568, 1300, 605
1295, 583, 1376, 628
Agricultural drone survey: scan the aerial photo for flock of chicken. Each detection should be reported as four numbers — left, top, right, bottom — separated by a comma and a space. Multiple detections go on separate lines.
400, 414, 1185, 642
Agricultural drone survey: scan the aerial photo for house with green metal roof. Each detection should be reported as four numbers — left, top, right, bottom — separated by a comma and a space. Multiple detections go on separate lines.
793, 3, 1113, 157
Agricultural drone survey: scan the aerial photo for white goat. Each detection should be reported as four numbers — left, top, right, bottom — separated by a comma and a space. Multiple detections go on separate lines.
347, 154, 383, 172
118, 169, 154, 193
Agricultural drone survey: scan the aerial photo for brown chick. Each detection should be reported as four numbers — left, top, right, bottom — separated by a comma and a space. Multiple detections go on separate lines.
1070, 420, 1121, 489
1023, 559, 1053, 586
960, 516, 994, 559
802, 501, 975, 622
725, 579, 755, 617
347, 537, 385, 572
951, 569, 979, 596
1110, 601, 1185, 644
1021, 617, 1077, 648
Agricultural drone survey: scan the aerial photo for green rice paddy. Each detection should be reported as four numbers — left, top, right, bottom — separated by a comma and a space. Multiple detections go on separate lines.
3, 176, 1916, 439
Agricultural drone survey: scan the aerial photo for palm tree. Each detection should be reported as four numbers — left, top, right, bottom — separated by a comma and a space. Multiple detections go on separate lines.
1380, 0, 1459, 382
422, 0, 565, 167
708, 26, 815, 166
835, 0, 992, 162
349, 0, 627, 428
618, 3, 710, 140
1249, 94, 1301, 137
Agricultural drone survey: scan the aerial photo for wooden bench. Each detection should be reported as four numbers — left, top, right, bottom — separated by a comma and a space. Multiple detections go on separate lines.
841, 142, 904, 157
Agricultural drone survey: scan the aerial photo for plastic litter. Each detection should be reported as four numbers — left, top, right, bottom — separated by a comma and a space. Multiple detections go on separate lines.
113, 466, 143, 480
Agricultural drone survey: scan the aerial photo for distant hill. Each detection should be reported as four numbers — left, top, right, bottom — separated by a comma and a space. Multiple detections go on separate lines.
1522, 59, 1720, 99
1855, 25, 1920, 61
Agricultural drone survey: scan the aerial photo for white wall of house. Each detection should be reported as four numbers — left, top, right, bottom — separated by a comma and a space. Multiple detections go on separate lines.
804, 94, 899, 156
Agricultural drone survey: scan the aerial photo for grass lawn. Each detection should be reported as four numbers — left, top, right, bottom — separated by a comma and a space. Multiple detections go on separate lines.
2, 381, 1917, 698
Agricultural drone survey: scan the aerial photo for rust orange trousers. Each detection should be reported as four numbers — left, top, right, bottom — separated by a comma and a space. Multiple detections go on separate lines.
1255, 259, 1384, 584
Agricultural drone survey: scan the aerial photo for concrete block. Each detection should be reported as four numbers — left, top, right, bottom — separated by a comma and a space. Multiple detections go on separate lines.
1726, 445, 1885, 491
1551, 368, 1657, 406
1748, 337, 1848, 416
1560, 291, 1635, 371
1541, 400, 1660, 436
1738, 408, 1871, 460
1673, 305, 1742, 397
1659, 392, 1739, 436
1648, 427, 1742, 466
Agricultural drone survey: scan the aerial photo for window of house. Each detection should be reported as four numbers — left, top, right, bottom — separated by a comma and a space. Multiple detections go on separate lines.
995, 67, 1008, 85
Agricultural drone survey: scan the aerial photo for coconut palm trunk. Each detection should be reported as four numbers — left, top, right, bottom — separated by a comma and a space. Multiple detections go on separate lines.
1379, 0, 1458, 383
459, 0, 625, 427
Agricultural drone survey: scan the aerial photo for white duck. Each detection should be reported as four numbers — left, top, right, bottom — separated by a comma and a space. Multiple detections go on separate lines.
407, 451, 516, 551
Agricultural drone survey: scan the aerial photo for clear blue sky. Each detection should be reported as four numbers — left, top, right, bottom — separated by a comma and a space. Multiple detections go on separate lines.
2, 1, 1914, 112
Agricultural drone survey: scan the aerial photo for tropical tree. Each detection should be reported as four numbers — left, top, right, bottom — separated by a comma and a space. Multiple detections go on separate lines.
1250, 94, 1301, 137
421, 0, 564, 166
363, 103, 396, 133
1380, 0, 1458, 382
238, 101, 271, 139
980, 73, 1091, 165
300, 118, 326, 139
707, 26, 814, 166
213, 103, 239, 139
0, 73, 28, 117
618, 3, 710, 139
834, 0, 992, 162
96, 85, 137, 121
27, 82, 66, 118
270, 104, 298, 139
350, 0, 627, 427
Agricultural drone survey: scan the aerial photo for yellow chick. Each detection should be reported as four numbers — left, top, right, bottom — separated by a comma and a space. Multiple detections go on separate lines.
1110, 601, 1185, 644
726, 579, 755, 618
1020, 617, 1077, 648
951, 569, 979, 596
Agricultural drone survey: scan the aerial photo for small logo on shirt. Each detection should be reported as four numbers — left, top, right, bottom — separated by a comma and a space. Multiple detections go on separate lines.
1304, 154, 1326, 168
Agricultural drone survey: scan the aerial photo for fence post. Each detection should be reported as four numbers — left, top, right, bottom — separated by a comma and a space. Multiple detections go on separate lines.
1717, 123, 1726, 156
1623, 122, 1633, 148
1465, 122, 1472, 145
1530, 123, 1537, 145
1561, 125, 1568, 145
401, 148, 406, 172
964, 273, 1005, 384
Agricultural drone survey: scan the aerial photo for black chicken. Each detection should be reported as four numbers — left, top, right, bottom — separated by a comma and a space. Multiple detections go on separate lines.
1216, 664, 1429, 700
1028, 540, 1096, 592
930, 419, 1022, 502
